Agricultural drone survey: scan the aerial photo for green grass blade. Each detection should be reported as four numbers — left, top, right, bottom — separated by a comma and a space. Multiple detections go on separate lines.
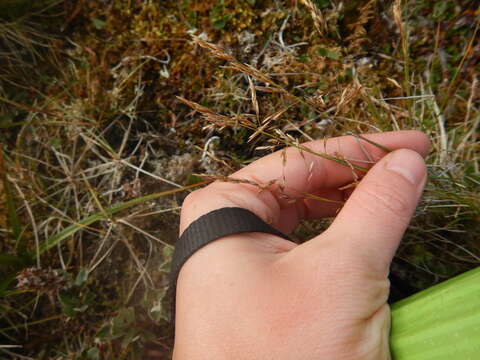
2, 178, 22, 243
0, 273, 17, 297
0, 253, 24, 268
346, 132, 393, 153
0, 149, 24, 252
33, 181, 210, 258
0, 94, 53, 115
391, 267, 480, 359
0, 289, 25, 297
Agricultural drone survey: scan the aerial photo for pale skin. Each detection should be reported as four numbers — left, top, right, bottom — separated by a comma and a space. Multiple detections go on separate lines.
173, 130, 430, 360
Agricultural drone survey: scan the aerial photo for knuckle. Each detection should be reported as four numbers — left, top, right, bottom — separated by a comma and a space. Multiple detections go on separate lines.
180, 187, 206, 213
181, 189, 198, 208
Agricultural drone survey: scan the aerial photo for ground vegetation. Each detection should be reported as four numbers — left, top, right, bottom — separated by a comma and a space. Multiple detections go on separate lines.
0, 0, 479, 358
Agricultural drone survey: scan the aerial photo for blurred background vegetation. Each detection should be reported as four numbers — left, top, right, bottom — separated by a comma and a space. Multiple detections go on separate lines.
0, 0, 478, 358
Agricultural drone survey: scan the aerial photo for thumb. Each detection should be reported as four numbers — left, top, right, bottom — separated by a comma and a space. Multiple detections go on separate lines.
323, 148, 427, 276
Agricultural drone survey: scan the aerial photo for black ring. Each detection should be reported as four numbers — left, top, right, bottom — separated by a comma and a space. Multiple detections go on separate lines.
169, 207, 290, 321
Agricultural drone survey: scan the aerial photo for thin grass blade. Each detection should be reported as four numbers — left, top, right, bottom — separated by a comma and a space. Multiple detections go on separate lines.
0, 149, 24, 253
33, 181, 210, 258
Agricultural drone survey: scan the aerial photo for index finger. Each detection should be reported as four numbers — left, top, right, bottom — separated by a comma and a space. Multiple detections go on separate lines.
180, 130, 430, 234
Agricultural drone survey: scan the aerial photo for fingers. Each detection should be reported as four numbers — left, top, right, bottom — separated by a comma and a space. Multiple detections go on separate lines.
237, 130, 430, 193
181, 131, 430, 234
317, 149, 428, 276
230, 131, 430, 221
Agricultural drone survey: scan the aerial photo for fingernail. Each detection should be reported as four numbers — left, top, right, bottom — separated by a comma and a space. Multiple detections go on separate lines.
386, 149, 426, 186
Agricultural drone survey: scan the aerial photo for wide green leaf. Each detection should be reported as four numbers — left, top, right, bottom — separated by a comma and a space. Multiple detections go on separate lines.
391, 267, 480, 359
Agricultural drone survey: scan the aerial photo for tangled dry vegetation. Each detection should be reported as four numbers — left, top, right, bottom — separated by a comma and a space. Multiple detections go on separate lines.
0, 0, 479, 358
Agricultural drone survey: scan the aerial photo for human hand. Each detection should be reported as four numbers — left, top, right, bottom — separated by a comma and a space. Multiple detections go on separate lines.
173, 131, 430, 360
